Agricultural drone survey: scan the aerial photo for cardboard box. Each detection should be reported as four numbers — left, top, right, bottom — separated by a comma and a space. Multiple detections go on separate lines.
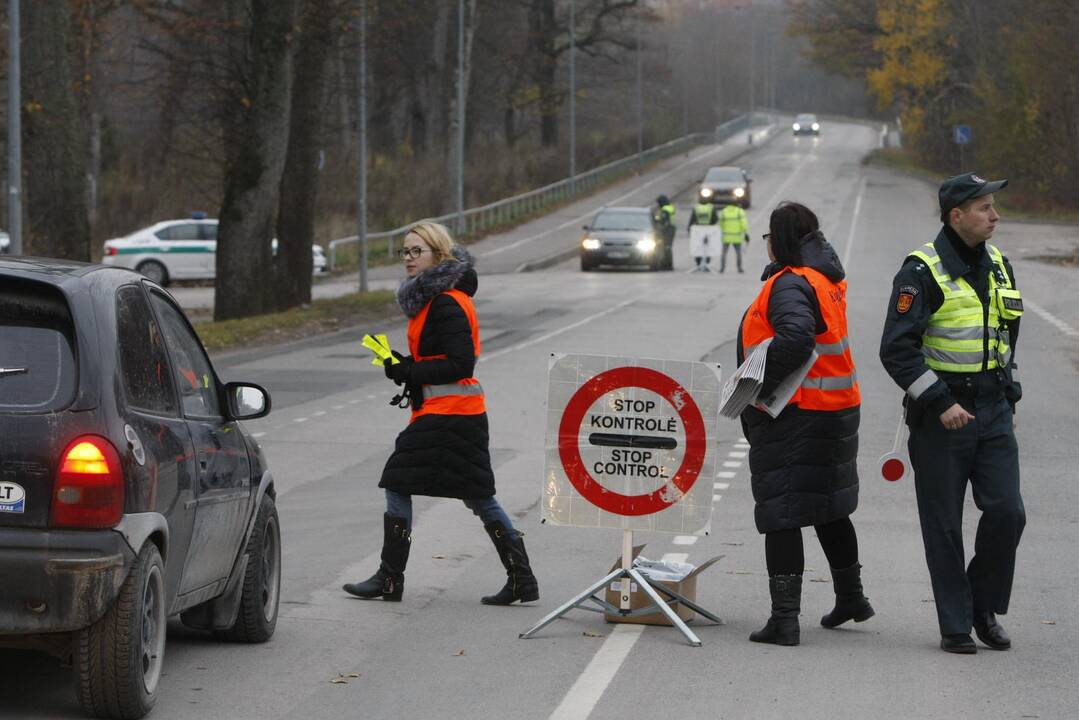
604, 544, 722, 626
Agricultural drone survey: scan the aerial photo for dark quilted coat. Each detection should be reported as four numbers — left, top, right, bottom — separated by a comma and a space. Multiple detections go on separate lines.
379, 249, 495, 499
737, 233, 860, 533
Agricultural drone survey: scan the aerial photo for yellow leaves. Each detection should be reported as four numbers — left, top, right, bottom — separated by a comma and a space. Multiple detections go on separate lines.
240, 96, 252, 108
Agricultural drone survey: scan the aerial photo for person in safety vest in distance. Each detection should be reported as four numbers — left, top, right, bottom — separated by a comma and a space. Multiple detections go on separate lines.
686, 192, 719, 272
652, 195, 676, 267
718, 199, 750, 273
738, 201, 873, 647
343, 222, 539, 606
879, 173, 1024, 655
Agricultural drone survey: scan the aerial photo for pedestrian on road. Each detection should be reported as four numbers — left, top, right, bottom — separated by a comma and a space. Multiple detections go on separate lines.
879, 173, 1025, 654
718, 200, 750, 273
653, 194, 677, 267
686, 194, 719, 271
738, 201, 873, 646
343, 222, 539, 606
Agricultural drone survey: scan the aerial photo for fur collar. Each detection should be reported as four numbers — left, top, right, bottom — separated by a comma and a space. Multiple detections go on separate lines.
396, 245, 476, 317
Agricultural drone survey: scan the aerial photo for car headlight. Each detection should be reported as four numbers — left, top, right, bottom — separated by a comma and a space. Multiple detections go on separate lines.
812, 123, 820, 131
792, 123, 801, 131
636, 237, 656, 253
699, 187, 713, 199
733, 187, 745, 198
582, 238, 601, 250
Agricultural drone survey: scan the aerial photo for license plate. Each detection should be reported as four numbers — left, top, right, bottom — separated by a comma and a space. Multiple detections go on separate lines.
606, 251, 629, 259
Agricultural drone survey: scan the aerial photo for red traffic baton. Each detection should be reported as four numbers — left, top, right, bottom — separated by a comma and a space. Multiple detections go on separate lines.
878, 403, 911, 482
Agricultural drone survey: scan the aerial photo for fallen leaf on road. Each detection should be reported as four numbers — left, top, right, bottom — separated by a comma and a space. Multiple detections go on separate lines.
453, 649, 465, 656
720, 542, 743, 546
809, 578, 828, 583
331, 678, 348, 684
1041, 620, 1056, 625
341, 672, 360, 677
432, 554, 447, 559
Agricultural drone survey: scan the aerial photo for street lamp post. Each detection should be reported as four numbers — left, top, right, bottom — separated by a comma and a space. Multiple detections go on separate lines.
635, 15, 643, 170
357, 0, 368, 292
7, 0, 22, 254
569, 0, 576, 195
455, 0, 465, 236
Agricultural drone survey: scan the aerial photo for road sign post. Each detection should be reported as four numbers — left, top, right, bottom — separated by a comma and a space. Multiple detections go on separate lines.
520, 354, 723, 646
953, 125, 972, 173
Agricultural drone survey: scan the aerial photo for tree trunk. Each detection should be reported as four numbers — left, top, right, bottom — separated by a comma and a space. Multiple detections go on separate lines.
528, 0, 560, 147
274, 0, 336, 311
446, 0, 479, 217
21, 0, 90, 260
213, 0, 299, 321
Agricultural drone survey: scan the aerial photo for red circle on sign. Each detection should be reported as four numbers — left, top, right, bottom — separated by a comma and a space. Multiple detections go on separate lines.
882, 458, 906, 482
558, 366, 707, 516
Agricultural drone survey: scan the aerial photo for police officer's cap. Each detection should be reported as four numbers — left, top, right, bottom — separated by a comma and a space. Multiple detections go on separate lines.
939, 172, 1008, 214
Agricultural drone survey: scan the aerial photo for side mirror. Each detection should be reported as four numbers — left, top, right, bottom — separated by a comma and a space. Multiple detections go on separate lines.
224, 382, 272, 420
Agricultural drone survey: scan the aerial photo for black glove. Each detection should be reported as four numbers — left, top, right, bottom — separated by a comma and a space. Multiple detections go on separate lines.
383, 351, 413, 385
744, 232, 751, 244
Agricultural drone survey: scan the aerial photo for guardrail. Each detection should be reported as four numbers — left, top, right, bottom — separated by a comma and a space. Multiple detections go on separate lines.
328, 113, 769, 270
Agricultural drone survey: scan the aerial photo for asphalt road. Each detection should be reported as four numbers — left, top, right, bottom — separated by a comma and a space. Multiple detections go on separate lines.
5, 120, 1079, 720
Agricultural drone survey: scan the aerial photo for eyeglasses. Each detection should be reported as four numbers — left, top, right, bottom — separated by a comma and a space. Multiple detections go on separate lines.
398, 246, 428, 260
762, 233, 772, 242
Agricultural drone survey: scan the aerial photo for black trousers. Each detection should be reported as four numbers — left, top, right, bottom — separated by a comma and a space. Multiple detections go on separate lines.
908, 392, 1025, 635
720, 242, 742, 271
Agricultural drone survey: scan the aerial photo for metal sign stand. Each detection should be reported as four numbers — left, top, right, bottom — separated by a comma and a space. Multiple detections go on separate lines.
519, 529, 722, 647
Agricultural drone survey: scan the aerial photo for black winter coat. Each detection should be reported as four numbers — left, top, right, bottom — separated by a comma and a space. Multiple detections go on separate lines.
379, 249, 496, 499
737, 233, 860, 533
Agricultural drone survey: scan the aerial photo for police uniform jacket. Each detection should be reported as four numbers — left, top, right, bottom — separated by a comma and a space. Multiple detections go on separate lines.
737, 233, 860, 533
880, 225, 1022, 425
379, 250, 496, 499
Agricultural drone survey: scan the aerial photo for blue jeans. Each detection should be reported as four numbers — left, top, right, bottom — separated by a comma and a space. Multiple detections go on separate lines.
384, 490, 514, 531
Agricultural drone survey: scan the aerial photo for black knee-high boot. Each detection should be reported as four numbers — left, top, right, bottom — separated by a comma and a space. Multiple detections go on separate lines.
343, 514, 411, 601
749, 574, 801, 646
820, 563, 874, 628
481, 522, 539, 605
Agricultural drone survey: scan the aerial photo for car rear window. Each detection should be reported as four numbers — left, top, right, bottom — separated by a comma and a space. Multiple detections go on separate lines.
0, 279, 77, 413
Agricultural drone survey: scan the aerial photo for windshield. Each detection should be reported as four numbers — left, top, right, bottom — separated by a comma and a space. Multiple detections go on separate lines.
704, 168, 743, 184
592, 211, 651, 231
796, 114, 817, 123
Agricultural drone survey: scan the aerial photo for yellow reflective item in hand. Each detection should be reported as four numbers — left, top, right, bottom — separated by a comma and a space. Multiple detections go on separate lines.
362, 333, 399, 366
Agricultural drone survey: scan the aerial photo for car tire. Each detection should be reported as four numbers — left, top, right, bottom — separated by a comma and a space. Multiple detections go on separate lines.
135, 260, 169, 287
76, 542, 166, 720
581, 257, 595, 272
222, 494, 281, 643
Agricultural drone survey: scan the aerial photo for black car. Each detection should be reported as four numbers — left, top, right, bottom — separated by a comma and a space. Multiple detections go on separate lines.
698, 166, 752, 208
793, 113, 821, 136
580, 207, 670, 271
0, 257, 280, 719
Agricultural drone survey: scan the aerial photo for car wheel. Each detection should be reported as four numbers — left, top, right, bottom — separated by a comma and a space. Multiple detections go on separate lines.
581, 257, 595, 272
223, 494, 281, 643
136, 260, 169, 286
76, 542, 166, 720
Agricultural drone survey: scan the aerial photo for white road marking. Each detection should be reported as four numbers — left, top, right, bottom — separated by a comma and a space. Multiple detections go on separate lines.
481, 298, 637, 363
313, 411, 326, 417
717, 471, 736, 479
1025, 298, 1079, 337
713, 494, 723, 502
713, 482, 729, 490
252, 432, 266, 438
293, 417, 308, 423
548, 625, 644, 720
672, 535, 698, 545
722, 461, 741, 468
842, 176, 866, 271
727, 451, 747, 458
734, 443, 749, 449
332, 405, 344, 410
661, 552, 689, 564
349, 399, 362, 404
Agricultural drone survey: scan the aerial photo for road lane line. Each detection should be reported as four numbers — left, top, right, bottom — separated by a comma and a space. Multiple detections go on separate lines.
481, 297, 637, 363
714, 482, 729, 490
841, 177, 866, 271
717, 471, 736, 479
1025, 298, 1079, 337
548, 624, 644, 720
727, 451, 746, 458
713, 494, 723, 502
673, 535, 698, 545
722, 461, 741, 468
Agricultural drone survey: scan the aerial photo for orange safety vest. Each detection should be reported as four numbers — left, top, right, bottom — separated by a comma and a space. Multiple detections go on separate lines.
407, 288, 486, 421
741, 267, 860, 412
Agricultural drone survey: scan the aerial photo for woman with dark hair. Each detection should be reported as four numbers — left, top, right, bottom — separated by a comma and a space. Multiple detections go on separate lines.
343, 222, 539, 606
737, 201, 873, 646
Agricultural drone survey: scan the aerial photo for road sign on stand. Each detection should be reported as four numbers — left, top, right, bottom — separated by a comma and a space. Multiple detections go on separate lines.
522, 354, 723, 646
953, 125, 972, 173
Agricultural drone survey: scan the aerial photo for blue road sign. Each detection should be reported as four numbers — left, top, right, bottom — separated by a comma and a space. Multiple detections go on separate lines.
953, 125, 972, 145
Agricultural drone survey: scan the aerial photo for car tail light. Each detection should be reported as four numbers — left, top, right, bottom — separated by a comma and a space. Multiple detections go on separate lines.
104, 245, 118, 256
51, 436, 124, 528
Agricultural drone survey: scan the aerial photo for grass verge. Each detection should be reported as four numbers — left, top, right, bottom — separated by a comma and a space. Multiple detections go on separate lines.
193, 290, 399, 352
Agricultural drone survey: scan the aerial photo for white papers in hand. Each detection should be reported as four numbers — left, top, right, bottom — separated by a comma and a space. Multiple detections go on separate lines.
719, 338, 770, 418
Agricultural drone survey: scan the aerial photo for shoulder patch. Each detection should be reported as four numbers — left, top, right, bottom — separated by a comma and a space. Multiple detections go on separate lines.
896, 286, 918, 314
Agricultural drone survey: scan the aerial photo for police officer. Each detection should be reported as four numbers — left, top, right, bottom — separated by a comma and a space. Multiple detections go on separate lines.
686, 193, 719, 271
717, 200, 750, 273
653, 195, 676, 269
879, 173, 1025, 654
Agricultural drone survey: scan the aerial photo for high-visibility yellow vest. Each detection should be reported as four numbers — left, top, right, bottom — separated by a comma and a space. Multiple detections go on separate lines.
909, 242, 1024, 373
693, 203, 715, 224
718, 205, 747, 244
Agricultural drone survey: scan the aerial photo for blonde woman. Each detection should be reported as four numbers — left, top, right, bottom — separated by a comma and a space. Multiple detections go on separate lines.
344, 223, 538, 605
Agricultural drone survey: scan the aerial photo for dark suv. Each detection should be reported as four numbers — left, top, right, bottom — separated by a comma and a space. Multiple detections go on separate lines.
0, 257, 281, 719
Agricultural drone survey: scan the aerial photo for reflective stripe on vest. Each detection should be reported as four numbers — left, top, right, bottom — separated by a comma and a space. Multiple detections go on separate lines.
718, 205, 747, 244
909, 242, 1021, 373
407, 288, 486, 420
740, 266, 860, 412
693, 204, 714, 224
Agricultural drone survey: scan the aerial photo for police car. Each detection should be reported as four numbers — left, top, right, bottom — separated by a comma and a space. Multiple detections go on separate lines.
102, 216, 328, 286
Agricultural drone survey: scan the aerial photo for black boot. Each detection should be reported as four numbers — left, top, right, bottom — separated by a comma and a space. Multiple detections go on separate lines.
343, 514, 411, 601
749, 574, 801, 646
481, 522, 539, 605
821, 563, 875, 628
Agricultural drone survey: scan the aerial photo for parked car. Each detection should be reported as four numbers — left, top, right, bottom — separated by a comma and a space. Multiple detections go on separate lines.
0, 256, 280, 719
102, 216, 328, 286
793, 113, 821, 136
698, 166, 752, 208
580, 206, 668, 271
0, 229, 9, 254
